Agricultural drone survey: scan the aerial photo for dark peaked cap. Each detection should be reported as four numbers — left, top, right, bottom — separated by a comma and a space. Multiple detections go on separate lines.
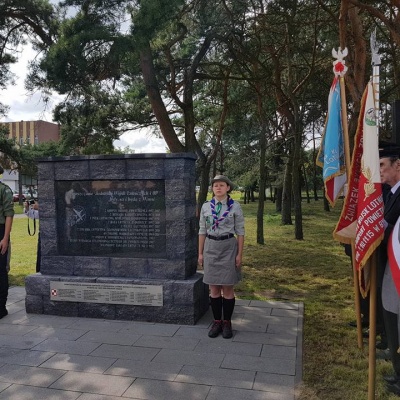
379, 143, 400, 158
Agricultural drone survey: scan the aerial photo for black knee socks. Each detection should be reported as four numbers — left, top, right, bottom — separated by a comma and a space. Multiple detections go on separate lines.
210, 296, 223, 320
223, 297, 235, 321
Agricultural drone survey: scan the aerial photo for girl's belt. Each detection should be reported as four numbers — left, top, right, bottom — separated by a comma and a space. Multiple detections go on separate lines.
206, 233, 234, 241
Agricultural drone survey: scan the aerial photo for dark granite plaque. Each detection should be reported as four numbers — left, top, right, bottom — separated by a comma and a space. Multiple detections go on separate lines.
55, 180, 166, 257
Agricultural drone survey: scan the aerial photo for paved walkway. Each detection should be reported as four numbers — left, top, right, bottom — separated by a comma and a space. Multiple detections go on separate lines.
0, 287, 303, 400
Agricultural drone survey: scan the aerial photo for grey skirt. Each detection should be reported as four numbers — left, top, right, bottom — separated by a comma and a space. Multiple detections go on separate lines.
203, 237, 242, 285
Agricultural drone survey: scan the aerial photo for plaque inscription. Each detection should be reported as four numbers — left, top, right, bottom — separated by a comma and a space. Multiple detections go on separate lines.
55, 180, 166, 257
50, 281, 163, 306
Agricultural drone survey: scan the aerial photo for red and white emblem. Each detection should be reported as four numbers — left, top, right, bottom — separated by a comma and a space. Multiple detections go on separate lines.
332, 47, 348, 77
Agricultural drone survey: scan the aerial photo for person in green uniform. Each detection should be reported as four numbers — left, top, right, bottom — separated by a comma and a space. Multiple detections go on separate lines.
0, 165, 14, 319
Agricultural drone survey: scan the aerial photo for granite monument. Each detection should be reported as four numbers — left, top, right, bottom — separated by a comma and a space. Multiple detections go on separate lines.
25, 153, 209, 324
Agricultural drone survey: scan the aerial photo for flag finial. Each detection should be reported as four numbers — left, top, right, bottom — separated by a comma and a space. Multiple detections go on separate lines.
370, 29, 381, 67
332, 47, 348, 77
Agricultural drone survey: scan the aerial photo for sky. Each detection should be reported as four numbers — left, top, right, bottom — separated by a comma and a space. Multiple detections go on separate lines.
0, 44, 168, 153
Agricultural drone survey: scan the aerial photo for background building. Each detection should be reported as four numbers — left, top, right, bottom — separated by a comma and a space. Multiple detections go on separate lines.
1, 120, 61, 192
3, 120, 60, 145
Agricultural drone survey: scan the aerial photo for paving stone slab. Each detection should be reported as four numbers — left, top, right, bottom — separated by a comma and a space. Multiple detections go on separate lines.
105, 358, 182, 380
230, 319, 267, 332
50, 371, 134, 396
118, 323, 180, 337
26, 326, 89, 340
260, 344, 297, 359
173, 326, 209, 339
40, 353, 117, 373
123, 378, 210, 400
175, 365, 256, 389
32, 338, 101, 355
3, 303, 25, 315
0, 348, 54, 366
222, 354, 296, 375
76, 394, 128, 400
0, 334, 45, 350
63, 319, 132, 332
0, 384, 81, 400
253, 372, 296, 393
233, 331, 297, 347
194, 339, 262, 357
90, 343, 160, 361
206, 386, 294, 400
0, 364, 66, 387
234, 306, 273, 316
152, 348, 224, 368
235, 299, 251, 306
77, 330, 142, 345
133, 336, 199, 350
0, 324, 37, 336
271, 309, 300, 318
0, 382, 11, 392
238, 315, 298, 327
0, 311, 28, 325
266, 324, 298, 336
19, 315, 81, 329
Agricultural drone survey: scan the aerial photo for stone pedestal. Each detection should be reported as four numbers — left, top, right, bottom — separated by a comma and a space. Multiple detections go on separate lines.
25, 153, 209, 324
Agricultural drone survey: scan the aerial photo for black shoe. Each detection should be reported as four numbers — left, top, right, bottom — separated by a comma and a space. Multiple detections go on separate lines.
208, 320, 223, 338
376, 348, 391, 361
384, 375, 400, 384
0, 308, 8, 319
376, 341, 389, 350
222, 320, 233, 339
363, 328, 382, 338
348, 320, 369, 328
387, 381, 400, 396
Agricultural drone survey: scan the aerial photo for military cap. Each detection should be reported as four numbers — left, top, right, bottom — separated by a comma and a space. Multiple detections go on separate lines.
379, 142, 400, 158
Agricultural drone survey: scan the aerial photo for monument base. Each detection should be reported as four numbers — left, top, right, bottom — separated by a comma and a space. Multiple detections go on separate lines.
25, 273, 209, 325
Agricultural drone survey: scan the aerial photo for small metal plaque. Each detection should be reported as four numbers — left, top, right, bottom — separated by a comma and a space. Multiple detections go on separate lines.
50, 281, 163, 306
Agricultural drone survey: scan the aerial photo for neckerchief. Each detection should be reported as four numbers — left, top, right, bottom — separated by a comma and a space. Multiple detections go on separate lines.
210, 196, 234, 231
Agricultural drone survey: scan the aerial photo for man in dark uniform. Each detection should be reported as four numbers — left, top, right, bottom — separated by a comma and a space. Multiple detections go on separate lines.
376, 145, 400, 395
0, 165, 14, 319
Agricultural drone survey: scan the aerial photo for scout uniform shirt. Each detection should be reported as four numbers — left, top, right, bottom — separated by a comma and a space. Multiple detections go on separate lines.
199, 196, 245, 238
199, 196, 245, 285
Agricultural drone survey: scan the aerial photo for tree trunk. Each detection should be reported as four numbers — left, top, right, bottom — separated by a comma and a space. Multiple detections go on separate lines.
256, 81, 267, 245
302, 163, 310, 204
18, 171, 24, 205
322, 188, 330, 211
139, 42, 185, 153
196, 161, 212, 217
275, 187, 283, 212
292, 126, 303, 239
281, 153, 293, 225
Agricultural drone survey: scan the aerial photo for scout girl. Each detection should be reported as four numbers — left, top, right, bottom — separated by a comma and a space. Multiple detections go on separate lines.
198, 175, 245, 338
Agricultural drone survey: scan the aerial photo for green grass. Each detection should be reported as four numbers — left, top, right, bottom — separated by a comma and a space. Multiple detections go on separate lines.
9, 216, 39, 286
7, 197, 395, 399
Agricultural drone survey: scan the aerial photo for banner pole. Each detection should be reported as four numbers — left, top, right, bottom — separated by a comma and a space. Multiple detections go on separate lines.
368, 252, 378, 400
339, 59, 363, 349
350, 238, 363, 348
367, 28, 381, 400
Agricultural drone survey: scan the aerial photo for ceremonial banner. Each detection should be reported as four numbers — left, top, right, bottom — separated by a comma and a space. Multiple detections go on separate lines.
334, 82, 384, 296
316, 76, 347, 206
388, 217, 400, 296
